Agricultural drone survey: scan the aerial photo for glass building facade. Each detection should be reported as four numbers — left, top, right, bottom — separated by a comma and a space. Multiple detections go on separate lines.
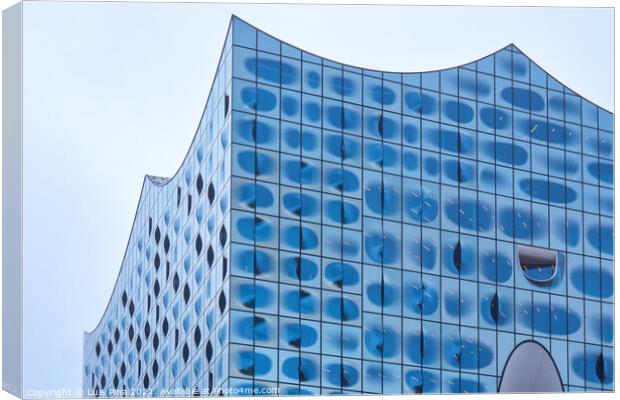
83, 16, 614, 395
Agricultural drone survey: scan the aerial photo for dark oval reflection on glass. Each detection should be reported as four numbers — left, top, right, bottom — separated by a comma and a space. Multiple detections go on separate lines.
324, 262, 359, 288
282, 192, 319, 217
405, 279, 438, 315
367, 280, 397, 307
405, 369, 438, 393
365, 182, 399, 216
325, 297, 359, 322
241, 87, 277, 112
499, 207, 538, 239
284, 160, 318, 185
324, 233, 359, 259
238, 183, 274, 209
325, 134, 359, 161
405, 189, 438, 223
365, 326, 399, 358
480, 251, 512, 283
236, 350, 272, 376
521, 179, 577, 204
588, 161, 613, 184
571, 351, 613, 385
570, 266, 613, 298
330, 76, 354, 96
237, 118, 275, 145
365, 142, 399, 169
513, 57, 528, 76
480, 292, 512, 326
599, 222, 613, 255
299, 131, 318, 151
500, 87, 545, 111
282, 128, 308, 150
365, 232, 399, 264
443, 100, 474, 124
324, 328, 359, 353
238, 249, 272, 275
237, 150, 274, 176
303, 101, 320, 122
282, 356, 317, 382
283, 225, 318, 250
405, 92, 436, 115
236, 315, 271, 341
490, 141, 528, 166
326, 105, 360, 130
593, 316, 614, 344
439, 128, 457, 152
518, 302, 581, 335
238, 283, 272, 309
366, 114, 398, 139
403, 150, 419, 172
444, 337, 493, 369
564, 156, 580, 175
282, 95, 299, 117
439, 128, 472, 155
283, 322, 318, 348
284, 289, 317, 314
480, 167, 496, 185
245, 57, 298, 85
283, 256, 318, 282
237, 216, 272, 242
423, 155, 439, 176
405, 331, 438, 365
443, 159, 475, 184
527, 119, 567, 144
325, 168, 359, 193
371, 85, 396, 105
444, 198, 492, 232
326, 199, 360, 225
283, 126, 300, 149
307, 71, 320, 88
444, 288, 474, 318
325, 363, 359, 387
403, 123, 419, 144
479, 106, 511, 130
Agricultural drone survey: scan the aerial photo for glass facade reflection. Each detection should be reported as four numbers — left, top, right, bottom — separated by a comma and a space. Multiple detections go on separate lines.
83, 16, 614, 396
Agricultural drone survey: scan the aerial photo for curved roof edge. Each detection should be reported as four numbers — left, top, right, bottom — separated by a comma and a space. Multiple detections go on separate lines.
84, 16, 235, 338
230, 14, 612, 114
85, 12, 613, 340
84, 175, 165, 338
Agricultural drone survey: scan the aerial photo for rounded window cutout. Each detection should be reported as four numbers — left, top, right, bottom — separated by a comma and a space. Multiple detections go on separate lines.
518, 245, 558, 285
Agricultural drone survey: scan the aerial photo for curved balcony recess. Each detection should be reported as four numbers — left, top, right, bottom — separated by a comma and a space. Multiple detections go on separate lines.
518, 245, 558, 284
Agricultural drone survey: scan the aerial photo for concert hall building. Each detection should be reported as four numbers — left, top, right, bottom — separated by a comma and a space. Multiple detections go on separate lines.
83, 16, 614, 395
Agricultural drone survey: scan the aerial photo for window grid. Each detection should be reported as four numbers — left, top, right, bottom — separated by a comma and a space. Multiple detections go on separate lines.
83, 17, 613, 396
